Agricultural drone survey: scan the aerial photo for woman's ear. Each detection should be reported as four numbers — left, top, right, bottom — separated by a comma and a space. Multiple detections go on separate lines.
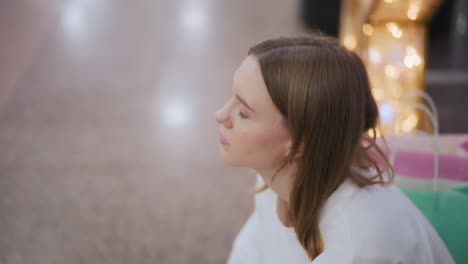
293, 142, 304, 160
286, 140, 304, 160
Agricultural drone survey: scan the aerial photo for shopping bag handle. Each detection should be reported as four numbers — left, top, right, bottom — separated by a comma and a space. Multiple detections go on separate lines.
387, 91, 440, 191
399, 90, 439, 127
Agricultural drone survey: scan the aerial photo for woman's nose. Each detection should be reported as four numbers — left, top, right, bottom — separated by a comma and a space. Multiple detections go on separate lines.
215, 103, 231, 126
215, 108, 225, 124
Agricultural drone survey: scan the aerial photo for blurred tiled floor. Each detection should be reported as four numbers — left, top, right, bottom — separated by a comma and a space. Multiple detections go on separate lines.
0, 0, 305, 263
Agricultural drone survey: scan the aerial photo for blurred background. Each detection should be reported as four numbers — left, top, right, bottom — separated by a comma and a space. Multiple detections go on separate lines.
0, 0, 466, 263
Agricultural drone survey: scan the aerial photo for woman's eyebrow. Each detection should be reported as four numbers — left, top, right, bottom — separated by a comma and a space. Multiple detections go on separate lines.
236, 94, 256, 112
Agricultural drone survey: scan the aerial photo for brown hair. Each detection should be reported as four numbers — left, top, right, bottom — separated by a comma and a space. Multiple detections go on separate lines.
247, 35, 394, 260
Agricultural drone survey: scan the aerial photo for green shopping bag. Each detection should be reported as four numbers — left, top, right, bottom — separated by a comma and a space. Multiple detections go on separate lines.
400, 186, 468, 264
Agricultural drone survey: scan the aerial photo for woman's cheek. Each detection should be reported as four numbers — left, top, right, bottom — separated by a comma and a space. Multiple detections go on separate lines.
243, 129, 278, 155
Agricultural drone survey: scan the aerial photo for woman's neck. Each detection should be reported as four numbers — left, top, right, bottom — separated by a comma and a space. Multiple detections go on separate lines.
255, 162, 298, 203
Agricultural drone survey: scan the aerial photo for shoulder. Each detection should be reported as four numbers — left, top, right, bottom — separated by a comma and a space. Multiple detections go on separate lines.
338, 182, 419, 234
319, 180, 453, 263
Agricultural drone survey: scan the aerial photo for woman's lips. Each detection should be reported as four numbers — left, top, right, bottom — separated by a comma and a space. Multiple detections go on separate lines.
219, 134, 229, 145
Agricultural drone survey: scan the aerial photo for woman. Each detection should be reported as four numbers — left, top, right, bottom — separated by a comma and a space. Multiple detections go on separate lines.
215, 36, 454, 263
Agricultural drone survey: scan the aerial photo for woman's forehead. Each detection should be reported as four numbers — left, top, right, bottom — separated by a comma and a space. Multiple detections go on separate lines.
234, 56, 261, 82
233, 57, 265, 108
233, 56, 282, 120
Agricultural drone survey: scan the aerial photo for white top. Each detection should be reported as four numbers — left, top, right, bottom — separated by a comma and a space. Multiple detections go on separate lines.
226, 172, 455, 264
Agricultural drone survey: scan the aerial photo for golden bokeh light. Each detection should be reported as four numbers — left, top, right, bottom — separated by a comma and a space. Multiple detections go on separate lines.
362, 23, 374, 36
339, 0, 443, 136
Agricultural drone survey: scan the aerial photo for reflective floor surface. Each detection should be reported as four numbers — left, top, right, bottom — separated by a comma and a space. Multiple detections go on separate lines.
0, 0, 307, 263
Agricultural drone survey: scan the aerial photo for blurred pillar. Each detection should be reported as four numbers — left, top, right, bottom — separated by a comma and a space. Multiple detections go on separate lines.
339, 0, 376, 53
339, 0, 444, 135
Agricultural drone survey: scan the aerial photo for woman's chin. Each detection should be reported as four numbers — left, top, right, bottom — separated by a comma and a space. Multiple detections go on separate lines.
219, 151, 242, 167
220, 157, 238, 166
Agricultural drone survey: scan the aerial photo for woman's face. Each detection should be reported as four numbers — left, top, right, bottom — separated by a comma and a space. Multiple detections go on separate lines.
215, 55, 291, 170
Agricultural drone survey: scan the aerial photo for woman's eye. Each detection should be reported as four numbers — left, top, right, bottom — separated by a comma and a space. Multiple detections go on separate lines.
238, 111, 247, 119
